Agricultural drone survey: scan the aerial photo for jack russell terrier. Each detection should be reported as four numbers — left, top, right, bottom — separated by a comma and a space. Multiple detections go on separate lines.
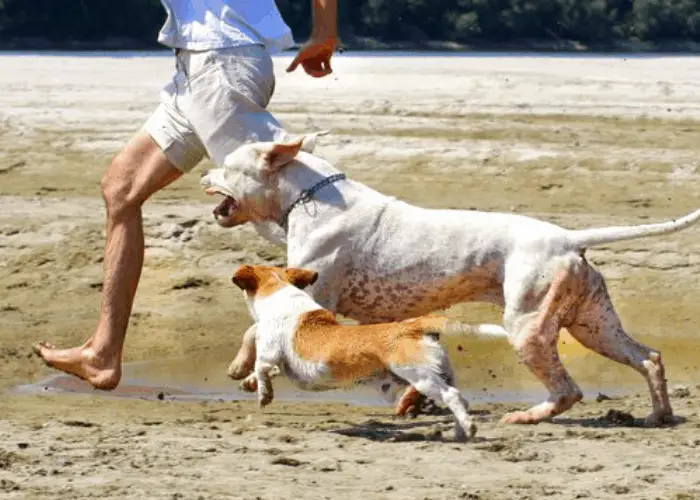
201, 134, 700, 426
230, 264, 510, 442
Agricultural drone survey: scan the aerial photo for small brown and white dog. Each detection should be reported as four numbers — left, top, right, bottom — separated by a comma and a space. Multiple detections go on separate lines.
231, 264, 509, 442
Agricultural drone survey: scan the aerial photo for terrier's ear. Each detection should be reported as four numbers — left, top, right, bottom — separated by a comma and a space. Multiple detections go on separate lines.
284, 268, 319, 290
231, 265, 260, 291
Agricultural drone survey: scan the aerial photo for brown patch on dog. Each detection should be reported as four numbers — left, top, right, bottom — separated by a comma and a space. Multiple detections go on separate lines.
284, 268, 318, 289
293, 310, 434, 382
231, 265, 317, 298
231, 265, 261, 291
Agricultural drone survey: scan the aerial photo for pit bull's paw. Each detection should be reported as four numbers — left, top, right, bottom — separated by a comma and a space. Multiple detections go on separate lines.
645, 410, 676, 427
239, 374, 258, 393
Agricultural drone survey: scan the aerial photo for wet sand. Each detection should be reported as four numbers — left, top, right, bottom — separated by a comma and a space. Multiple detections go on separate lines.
1, 52, 699, 499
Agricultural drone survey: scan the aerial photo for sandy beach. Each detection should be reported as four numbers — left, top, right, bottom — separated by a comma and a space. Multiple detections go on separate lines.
1, 52, 699, 499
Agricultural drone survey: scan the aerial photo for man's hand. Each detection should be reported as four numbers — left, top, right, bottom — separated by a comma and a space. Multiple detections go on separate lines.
286, 36, 336, 78
286, 0, 337, 78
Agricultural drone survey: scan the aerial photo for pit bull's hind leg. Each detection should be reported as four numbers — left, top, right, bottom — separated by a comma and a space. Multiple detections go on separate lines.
567, 268, 673, 426
501, 262, 584, 424
501, 317, 583, 424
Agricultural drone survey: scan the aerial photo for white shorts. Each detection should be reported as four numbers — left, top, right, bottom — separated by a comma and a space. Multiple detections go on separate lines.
144, 44, 288, 173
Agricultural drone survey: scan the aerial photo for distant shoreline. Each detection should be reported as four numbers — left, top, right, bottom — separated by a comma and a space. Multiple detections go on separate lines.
1, 36, 700, 53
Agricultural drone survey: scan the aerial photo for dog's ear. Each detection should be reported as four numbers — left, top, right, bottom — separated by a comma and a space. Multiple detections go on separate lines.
231, 265, 260, 291
300, 130, 330, 153
256, 137, 305, 171
284, 268, 318, 289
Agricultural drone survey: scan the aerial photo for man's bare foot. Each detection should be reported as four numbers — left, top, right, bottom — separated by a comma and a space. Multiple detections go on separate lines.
501, 410, 545, 425
33, 341, 121, 390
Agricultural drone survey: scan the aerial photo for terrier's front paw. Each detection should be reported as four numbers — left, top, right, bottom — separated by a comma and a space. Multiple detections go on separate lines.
258, 382, 274, 409
240, 374, 258, 393
227, 357, 255, 380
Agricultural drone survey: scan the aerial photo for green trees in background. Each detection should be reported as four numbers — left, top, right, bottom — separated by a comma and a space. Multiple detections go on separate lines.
0, 0, 699, 47
0, 0, 164, 41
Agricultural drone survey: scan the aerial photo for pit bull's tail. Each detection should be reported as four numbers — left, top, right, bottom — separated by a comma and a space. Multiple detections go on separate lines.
567, 208, 700, 249
406, 316, 509, 339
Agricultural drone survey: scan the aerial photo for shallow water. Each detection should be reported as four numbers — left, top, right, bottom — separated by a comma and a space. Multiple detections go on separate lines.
15, 332, 698, 406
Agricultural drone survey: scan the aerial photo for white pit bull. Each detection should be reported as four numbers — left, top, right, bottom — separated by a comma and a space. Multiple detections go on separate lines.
200, 134, 700, 426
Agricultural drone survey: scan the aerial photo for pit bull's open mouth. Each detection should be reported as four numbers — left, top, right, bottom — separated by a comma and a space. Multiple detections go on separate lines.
213, 195, 237, 218
205, 187, 238, 225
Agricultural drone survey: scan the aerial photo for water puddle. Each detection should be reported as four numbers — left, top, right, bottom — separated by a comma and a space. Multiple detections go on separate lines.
13, 333, 699, 407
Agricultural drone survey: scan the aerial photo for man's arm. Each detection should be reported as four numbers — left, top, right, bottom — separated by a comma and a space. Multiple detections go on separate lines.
286, 0, 338, 78
310, 0, 337, 42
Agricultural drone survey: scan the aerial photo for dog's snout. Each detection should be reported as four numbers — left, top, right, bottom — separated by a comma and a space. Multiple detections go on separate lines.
199, 170, 211, 188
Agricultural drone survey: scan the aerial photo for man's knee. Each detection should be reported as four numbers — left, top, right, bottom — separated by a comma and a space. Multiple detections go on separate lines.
100, 135, 178, 220
101, 153, 145, 219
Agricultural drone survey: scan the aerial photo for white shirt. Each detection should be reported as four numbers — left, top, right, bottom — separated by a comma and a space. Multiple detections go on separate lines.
158, 0, 294, 53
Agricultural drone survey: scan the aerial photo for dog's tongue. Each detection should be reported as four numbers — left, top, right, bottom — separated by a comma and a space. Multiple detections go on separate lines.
213, 196, 236, 218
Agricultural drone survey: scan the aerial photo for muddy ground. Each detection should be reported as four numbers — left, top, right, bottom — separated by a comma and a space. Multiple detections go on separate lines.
0, 52, 699, 499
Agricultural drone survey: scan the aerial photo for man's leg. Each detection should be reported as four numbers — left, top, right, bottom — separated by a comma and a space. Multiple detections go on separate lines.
34, 132, 182, 390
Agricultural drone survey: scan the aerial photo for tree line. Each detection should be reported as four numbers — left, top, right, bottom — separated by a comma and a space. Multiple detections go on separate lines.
0, 0, 699, 49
